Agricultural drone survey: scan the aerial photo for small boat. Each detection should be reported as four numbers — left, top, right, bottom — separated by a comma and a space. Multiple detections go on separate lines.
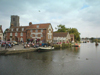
95, 42, 99, 46
72, 43, 80, 47
37, 46, 54, 51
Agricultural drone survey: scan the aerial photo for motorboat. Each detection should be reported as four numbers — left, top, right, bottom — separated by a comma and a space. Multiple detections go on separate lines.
37, 46, 54, 51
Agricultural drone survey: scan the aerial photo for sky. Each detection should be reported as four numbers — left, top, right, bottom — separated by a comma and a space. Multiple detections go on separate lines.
0, 0, 100, 38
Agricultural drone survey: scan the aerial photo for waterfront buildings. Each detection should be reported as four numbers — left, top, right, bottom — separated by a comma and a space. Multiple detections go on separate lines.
0, 25, 3, 41
26, 22, 53, 43
5, 15, 53, 43
53, 32, 71, 44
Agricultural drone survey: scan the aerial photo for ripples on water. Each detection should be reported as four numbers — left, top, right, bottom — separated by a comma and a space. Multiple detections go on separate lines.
0, 43, 100, 75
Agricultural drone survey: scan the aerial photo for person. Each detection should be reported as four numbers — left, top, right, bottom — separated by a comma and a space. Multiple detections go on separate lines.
5, 42, 8, 50
0, 42, 1, 50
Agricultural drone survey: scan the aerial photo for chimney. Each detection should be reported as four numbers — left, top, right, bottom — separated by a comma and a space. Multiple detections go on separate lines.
29, 22, 32, 26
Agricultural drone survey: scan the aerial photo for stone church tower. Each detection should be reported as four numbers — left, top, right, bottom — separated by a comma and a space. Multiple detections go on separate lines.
10, 15, 20, 27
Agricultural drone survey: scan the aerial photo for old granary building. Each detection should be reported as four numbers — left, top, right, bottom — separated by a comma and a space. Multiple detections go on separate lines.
5, 15, 53, 43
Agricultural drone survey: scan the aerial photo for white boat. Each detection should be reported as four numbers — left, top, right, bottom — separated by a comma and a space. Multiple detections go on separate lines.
37, 46, 54, 51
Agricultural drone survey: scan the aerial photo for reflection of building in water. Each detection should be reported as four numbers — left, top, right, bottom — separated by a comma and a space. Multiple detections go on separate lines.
22, 52, 53, 63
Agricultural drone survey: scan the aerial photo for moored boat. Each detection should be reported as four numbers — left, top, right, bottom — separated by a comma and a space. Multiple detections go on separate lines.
37, 46, 54, 51
95, 42, 99, 46
72, 43, 80, 47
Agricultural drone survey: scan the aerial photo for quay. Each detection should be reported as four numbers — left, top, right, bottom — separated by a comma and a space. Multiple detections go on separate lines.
0, 44, 38, 55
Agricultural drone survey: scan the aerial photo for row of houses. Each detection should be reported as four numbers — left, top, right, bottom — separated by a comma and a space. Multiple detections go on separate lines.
0, 15, 74, 44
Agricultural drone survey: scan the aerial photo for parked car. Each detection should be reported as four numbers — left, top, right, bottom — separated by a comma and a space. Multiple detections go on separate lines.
13, 41, 19, 45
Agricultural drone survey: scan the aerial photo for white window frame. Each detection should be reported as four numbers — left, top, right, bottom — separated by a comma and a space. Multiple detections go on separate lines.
20, 33, 23, 36
10, 38, 12, 41
16, 28, 18, 31
35, 34, 38, 37
30, 34, 33, 37
10, 33, 12, 36
15, 33, 17, 36
37, 25, 39, 28
41, 29, 43, 32
35, 29, 38, 32
12, 28, 13, 31
20, 38, 23, 41
22, 28, 24, 31
50, 35, 52, 39
30, 30, 32, 32
41, 34, 43, 37
48, 35, 49, 39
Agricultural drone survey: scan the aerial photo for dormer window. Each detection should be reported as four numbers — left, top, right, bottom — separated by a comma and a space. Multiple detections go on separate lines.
12, 28, 13, 31
37, 25, 39, 28
16, 28, 18, 31
22, 28, 24, 31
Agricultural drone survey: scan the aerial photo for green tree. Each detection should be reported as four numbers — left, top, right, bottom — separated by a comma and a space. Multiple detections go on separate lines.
55, 24, 68, 32
67, 28, 80, 41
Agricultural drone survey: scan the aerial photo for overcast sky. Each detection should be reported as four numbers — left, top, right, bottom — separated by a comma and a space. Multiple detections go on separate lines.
0, 0, 100, 38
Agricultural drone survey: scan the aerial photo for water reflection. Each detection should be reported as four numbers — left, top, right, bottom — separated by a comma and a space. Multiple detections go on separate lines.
1, 43, 100, 75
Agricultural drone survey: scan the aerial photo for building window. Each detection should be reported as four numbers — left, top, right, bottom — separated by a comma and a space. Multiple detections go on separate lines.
30, 30, 32, 32
12, 28, 13, 31
20, 38, 23, 41
50, 35, 52, 39
10, 33, 12, 36
37, 25, 39, 28
35, 29, 38, 32
13, 18, 15, 21
15, 33, 17, 36
10, 38, 12, 41
16, 28, 18, 31
41, 29, 43, 32
30, 34, 33, 37
48, 35, 49, 39
22, 28, 24, 31
20, 33, 23, 36
41, 34, 43, 37
35, 34, 38, 37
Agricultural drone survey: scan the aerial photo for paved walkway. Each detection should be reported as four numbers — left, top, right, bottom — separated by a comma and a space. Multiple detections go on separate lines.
0, 44, 38, 55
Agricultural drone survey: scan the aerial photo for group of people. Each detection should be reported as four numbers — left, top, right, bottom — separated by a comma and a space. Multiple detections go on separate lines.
4, 42, 14, 49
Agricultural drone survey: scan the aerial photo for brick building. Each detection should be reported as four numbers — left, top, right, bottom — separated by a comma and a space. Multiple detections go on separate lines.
6, 24, 28, 42
5, 15, 53, 43
26, 22, 53, 43
0, 25, 3, 41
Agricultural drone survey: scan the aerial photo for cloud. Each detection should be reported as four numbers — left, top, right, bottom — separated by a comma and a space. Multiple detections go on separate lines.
0, 0, 100, 38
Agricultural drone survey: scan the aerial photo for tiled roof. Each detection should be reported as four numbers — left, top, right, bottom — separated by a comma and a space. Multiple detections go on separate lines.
26, 23, 51, 29
53, 32, 68, 37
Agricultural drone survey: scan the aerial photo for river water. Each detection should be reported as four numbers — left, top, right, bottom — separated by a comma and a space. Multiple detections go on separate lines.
0, 43, 100, 75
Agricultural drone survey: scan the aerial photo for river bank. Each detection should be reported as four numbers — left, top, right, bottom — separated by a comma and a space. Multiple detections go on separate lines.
0, 44, 37, 55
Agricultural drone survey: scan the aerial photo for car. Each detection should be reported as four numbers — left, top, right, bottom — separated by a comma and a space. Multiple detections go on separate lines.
13, 41, 19, 45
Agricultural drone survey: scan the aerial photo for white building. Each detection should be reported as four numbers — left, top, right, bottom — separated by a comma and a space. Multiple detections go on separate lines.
53, 32, 71, 44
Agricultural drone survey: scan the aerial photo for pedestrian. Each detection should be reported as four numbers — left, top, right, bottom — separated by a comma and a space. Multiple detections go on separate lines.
5, 42, 8, 50
0, 42, 2, 50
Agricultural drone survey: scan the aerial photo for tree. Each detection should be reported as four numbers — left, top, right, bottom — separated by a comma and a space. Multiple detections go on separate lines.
55, 24, 68, 32
67, 28, 80, 41
55, 24, 80, 41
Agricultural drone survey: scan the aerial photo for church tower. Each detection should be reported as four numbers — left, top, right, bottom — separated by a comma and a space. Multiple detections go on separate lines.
10, 15, 20, 27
